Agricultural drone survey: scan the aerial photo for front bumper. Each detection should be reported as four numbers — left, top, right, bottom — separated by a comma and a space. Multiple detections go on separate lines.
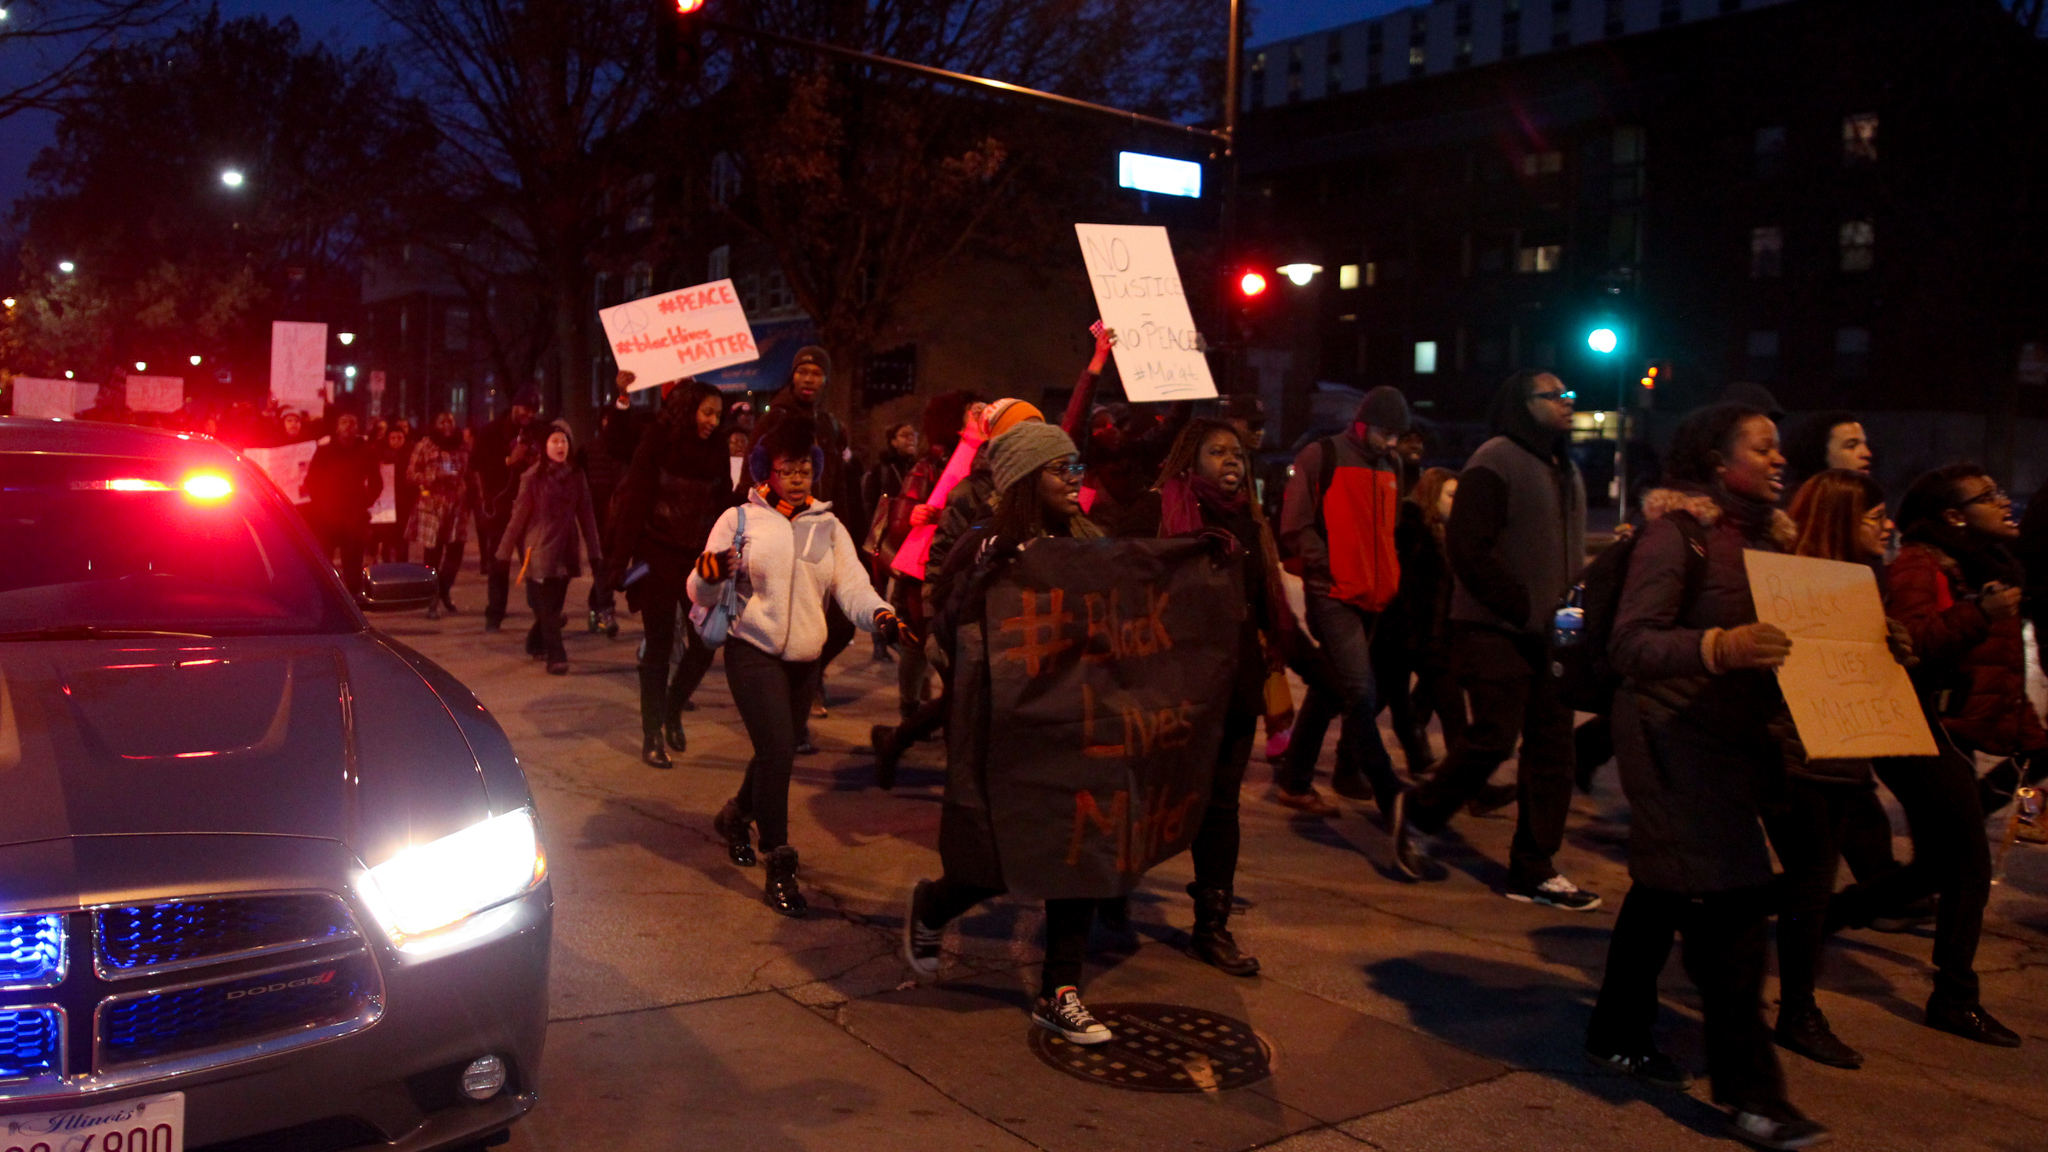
0, 836, 552, 1151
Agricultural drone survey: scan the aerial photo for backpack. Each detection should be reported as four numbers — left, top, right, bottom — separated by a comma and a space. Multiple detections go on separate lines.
1553, 511, 1709, 715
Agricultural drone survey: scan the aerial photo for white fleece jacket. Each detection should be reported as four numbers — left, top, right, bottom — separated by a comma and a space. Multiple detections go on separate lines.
688, 489, 889, 662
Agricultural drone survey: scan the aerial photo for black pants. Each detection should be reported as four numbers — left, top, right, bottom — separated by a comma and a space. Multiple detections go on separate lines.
1835, 786, 1901, 885
727, 639, 817, 851
919, 877, 1095, 996
1760, 778, 1862, 1012
523, 578, 569, 663
1410, 626, 1576, 885
481, 515, 512, 626
637, 575, 716, 738
423, 539, 465, 602
1588, 884, 1786, 1109
315, 521, 368, 599
1191, 709, 1258, 891
1829, 745, 1991, 1007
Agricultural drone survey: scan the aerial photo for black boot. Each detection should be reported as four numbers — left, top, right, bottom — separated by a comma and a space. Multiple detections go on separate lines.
1775, 1002, 1863, 1069
1186, 883, 1259, 976
713, 801, 756, 867
641, 732, 672, 770
871, 725, 901, 790
763, 845, 807, 917
663, 718, 687, 753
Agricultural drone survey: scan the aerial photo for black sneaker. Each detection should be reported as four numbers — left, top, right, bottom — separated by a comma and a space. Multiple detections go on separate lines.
1504, 873, 1602, 911
1585, 1046, 1690, 1089
1032, 986, 1113, 1045
902, 879, 942, 979
1729, 1101, 1831, 1150
1870, 895, 1937, 933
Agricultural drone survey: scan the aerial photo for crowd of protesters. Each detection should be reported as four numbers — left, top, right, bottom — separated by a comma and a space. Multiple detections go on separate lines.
43, 330, 2048, 1152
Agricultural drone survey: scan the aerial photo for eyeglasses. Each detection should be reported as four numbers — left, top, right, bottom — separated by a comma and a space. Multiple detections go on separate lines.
1958, 487, 2010, 508
1043, 459, 1087, 480
772, 465, 814, 480
1532, 390, 1576, 403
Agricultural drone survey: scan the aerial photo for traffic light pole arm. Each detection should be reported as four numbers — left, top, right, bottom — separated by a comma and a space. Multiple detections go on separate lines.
696, 17, 1231, 150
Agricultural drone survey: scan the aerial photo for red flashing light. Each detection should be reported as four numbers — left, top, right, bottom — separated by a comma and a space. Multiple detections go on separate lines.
676, 0, 707, 12
1238, 271, 1268, 298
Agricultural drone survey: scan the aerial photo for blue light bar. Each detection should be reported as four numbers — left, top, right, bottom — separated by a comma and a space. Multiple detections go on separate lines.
0, 914, 65, 989
1118, 152, 1202, 198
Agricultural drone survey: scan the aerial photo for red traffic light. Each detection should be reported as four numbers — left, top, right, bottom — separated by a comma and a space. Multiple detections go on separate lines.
1238, 271, 1268, 298
676, 0, 707, 12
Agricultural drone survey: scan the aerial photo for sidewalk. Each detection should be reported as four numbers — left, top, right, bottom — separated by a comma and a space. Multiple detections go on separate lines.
395, 573, 2048, 1151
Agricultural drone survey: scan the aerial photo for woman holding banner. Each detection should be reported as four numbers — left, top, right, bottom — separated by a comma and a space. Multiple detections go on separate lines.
1114, 417, 1284, 977
901, 423, 1122, 1044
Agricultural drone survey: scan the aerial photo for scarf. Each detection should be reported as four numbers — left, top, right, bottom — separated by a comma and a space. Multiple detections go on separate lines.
756, 485, 813, 520
1909, 520, 2027, 589
1158, 473, 1247, 537
1713, 483, 1780, 543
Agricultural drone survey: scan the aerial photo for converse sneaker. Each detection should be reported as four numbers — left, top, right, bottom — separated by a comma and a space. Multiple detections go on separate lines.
1032, 986, 1113, 1045
1505, 873, 1602, 911
1728, 1101, 1831, 1150
901, 879, 942, 978
1585, 1045, 1689, 1089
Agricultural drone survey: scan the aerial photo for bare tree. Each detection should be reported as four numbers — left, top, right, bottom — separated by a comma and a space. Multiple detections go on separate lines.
0, 0, 187, 120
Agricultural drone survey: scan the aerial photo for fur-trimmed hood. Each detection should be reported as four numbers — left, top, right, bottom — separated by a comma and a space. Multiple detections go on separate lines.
1639, 486, 1797, 550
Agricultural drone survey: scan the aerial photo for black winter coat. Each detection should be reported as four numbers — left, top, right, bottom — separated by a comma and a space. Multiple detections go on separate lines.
305, 438, 383, 532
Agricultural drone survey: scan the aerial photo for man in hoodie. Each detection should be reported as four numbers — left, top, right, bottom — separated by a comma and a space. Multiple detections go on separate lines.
1391, 371, 1597, 909
475, 386, 547, 631
1276, 386, 1411, 819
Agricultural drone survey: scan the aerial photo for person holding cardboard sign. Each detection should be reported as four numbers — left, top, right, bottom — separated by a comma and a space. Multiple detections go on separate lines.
1585, 403, 1829, 1151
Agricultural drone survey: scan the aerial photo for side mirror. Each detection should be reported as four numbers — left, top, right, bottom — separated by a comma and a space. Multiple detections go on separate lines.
360, 563, 437, 612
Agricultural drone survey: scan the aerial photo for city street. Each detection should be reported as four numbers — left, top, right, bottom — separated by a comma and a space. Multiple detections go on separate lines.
397, 573, 2048, 1152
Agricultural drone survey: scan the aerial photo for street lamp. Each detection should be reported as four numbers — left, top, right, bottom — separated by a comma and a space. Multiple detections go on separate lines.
134, 361, 147, 372
57, 261, 75, 274
1276, 263, 1323, 286
220, 170, 245, 189
1586, 325, 1629, 518
189, 355, 203, 366
337, 332, 356, 346
1587, 327, 1619, 355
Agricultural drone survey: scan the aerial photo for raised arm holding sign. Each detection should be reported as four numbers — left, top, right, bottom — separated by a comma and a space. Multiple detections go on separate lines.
1073, 224, 1216, 402
599, 278, 759, 390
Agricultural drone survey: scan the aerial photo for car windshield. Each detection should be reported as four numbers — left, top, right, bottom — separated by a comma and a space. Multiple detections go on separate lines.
0, 452, 357, 636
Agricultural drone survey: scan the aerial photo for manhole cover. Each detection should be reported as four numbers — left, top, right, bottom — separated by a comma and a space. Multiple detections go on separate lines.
1028, 1002, 1271, 1092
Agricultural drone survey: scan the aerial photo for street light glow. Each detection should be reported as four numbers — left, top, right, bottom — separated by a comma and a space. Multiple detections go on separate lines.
337, 331, 356, 346
675, 0, 707, 12
1277, 263, 1324, 286
58, 261, 75, 274
345, 366, 357, 378
1239, 271, 1268, 297
1588, 327, 1619, 354
134, 361, 147, 372
190, 355, 203, 366
221, 169, 245, 188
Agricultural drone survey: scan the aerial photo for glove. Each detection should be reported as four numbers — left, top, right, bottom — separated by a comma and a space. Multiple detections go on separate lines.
1982, 582, 2022, 621
1885, 617, 1918, 668
695, 548, 735, 583
909, 503, 938, 527
874, 609, 916, 648
1196, 526, 1242, 559
1712, 622, 1793, 671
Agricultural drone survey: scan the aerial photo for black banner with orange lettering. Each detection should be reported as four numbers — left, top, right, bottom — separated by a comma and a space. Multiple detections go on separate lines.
951, 538, 1243, 900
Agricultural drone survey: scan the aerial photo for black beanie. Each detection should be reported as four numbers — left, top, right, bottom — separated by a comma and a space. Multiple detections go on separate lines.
1354, 386, 1411, 434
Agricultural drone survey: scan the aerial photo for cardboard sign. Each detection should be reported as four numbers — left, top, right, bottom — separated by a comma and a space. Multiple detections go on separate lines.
10, 377, 96, 418
244, 441, 318, 504
1074, 223, 1217, 402
269, 321, 329, 410
599, 278, 758, 390
946, 539, 1242, 899
126, 375, 184, 413
1744, 549, 1936, 759
370, 463, 397, 524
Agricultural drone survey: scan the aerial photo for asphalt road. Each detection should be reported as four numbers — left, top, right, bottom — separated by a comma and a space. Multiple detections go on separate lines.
394, 572, 2048, 1152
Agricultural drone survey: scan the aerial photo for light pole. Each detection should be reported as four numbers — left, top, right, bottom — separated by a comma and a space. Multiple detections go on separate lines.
1587, 326, 1628, 521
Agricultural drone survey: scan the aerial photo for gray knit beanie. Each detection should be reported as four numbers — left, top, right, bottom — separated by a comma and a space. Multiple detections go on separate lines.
1354, 385, 1411, 434
985, 422, 1078, 493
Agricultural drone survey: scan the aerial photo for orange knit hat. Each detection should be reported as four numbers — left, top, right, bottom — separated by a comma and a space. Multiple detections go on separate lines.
980, 398, 1044, 439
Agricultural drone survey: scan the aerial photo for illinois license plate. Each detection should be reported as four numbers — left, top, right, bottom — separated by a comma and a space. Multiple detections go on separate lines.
0, 1092, 183, 1152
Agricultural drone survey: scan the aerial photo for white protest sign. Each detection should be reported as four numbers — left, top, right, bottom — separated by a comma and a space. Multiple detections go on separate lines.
11, 377, 94, 418
270, 321, 329, 410
126, 375, 184, 413
1074, 223, 1216, 402
371, 463, 397, 524
244, 441, 318, 504
599, 279, 758, 391
1744, 549, 1936, 759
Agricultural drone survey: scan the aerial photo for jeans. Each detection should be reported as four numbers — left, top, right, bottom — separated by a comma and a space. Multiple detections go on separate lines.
423, 540, 465, 603
1587, 884, 1787, 1109
1410, 625, 1576, 886
638, 576, 716, 738
1829, 744, 1992, 1007
481, 515, 512, 625
523, 578, 569, 663
919, 878, 1095, 996
1281, 595, 1399, 807
727, 639, 818, 851
1760, 778, 1860, 1012
1192, 709, 1257, 891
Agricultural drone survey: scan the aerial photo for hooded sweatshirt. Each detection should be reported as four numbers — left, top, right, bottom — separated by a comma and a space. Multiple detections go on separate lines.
688, 485, 891, 662
1447, 377, 1587, 634
496, 420, 603, 580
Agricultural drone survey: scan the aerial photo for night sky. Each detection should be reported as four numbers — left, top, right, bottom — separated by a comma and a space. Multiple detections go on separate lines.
0, 0, 1409, 217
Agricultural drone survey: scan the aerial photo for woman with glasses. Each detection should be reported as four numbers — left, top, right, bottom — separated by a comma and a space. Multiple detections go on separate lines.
690, 416, 906, 916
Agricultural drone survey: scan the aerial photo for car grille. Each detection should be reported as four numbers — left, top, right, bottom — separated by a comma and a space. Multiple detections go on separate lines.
97, 895, 356, 977
0, 893, 381, 1099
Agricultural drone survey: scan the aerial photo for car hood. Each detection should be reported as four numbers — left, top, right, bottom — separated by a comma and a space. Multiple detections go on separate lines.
0, 633, 493, 858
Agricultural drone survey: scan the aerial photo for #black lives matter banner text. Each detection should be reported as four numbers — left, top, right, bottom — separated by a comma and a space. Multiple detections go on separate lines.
967, 538, 1243, 900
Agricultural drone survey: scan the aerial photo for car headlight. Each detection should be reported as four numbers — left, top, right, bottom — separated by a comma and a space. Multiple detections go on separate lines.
357, 809, 546, 955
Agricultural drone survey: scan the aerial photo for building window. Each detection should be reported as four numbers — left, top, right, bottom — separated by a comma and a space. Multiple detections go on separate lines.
1414, 341, 1439, 374
1520, 150, 1564, 176
591, 272, 609, 312
1612, 125, 1646, 201
1409, 17, 1427, 77
1609, 212, 1640, 267
1287, 72, 1303, 102
1720, 0, 1744, 12
624, 173, 655, 232
1553, 0, 1573, 48
1455, 3, 1473, 36
1840, 220, 1875, 271
707, 244, 729, 281
1604, 0, 1625, 37
1517, 244, 1563, 273
1843, 113, 1879, 164
1249, 52, 1266, 110
625, 262, 653, 301
1339, 263, 1361, 289
1365, 22, 1383, 84
1755, 125, 1787, 178
1836, 327, 1871, 378
1660, 0, 1683, 27
1747, 329, 1780, 380
444, 306, 469, 352
1326, 32, 1344, 94
1502, 1, 1522, 59
710, 152, 741, 207
1750, 226, 1784, 278
1286, 45, 1304, 101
